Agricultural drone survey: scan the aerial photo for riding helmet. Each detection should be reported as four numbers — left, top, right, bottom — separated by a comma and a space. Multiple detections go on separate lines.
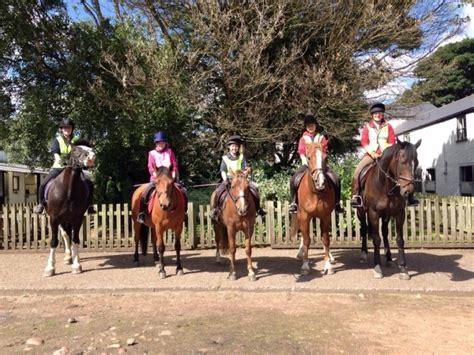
59, 118, 75, 129
227, 135, 244, 146
303, 114, 317, 126
153, 131, 168, 142
369, 102, 385, 114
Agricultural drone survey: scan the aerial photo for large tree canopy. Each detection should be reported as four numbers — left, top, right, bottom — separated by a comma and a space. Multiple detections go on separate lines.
0, 0, 467, 201
398, 38, 474, 106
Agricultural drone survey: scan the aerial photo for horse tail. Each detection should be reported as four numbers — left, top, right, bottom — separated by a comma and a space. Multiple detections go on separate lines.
140, 225, 149, 256
290, 214, 299, 238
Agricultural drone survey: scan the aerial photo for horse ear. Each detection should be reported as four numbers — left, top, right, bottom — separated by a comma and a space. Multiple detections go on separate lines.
396, 137, 402, 145
414, 139, 422, 149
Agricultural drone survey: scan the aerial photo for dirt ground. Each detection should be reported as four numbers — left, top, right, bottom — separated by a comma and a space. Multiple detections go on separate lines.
0, 248, 473, 353
0, 291, 473, 354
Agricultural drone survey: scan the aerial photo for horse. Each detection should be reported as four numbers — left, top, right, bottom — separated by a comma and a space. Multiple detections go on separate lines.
291, 142, 336, 276
356, 138, 421, 280
43, 141, 96, 277
130, 167, 186, 279
211, 169, 257, 281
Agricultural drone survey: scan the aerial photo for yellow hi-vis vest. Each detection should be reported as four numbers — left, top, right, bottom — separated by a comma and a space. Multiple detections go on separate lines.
222, 154, 243, 177
52, 135, 79, 168
366, 123, 391, 154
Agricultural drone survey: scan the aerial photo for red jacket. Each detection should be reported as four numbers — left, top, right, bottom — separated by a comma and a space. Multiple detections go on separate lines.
297, 131, 328, 156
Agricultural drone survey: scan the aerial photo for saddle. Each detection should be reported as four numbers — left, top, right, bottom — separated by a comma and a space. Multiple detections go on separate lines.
142, 184, 186, 214
295, 166, 337, 189
44, 172, 89, 203
358, 161, 377, 193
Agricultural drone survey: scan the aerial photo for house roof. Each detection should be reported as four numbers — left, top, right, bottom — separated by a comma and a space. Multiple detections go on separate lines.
395, 95, 474, 135
0, 163, 48, 175
386, 102, 437, 121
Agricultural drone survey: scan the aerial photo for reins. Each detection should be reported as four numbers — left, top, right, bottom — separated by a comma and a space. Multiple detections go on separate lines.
376, 150, 417, 195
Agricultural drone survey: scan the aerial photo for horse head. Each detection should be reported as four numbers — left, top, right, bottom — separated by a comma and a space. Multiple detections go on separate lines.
383, 138, 422, 199
69, 141, 96, 169
228, 168, 251, 216
154, 167, 174, 210
304, 142, 327, 191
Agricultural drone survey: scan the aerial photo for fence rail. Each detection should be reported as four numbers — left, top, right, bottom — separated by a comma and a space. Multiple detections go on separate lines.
1, 197, 473, 252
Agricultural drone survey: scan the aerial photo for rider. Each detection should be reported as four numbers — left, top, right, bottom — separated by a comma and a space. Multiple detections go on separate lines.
137, 131, 187, 223
33, 118, 96, 214
350, 102, 419, 207
208, 135, 266, 220
288, 114, 344, 214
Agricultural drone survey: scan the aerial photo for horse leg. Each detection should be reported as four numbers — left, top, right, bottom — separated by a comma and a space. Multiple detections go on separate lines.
214, 223, 223, 264
174, 225, 184, 276
358, 208, 368, 264
133, 222, 140, 266
70, 224, 82, 274
321, 216, 334, 275
60, 225, 72, 265
395, 213, 410, 280
368, 209, 383, 278
156, 229, 166, 279
44, 220, 59, 277
227, 227, 237, 281
151, 228, 159, 265
244, 226, 256, 282
382, 218, 393, 266
299, 213, 311, 276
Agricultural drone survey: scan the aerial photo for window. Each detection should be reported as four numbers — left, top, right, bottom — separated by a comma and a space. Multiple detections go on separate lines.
460, 165, 474, 196
426, 168, 436, 181
456, 115, 467, 142
12, 175, 19, 192
460, 166, 473, 182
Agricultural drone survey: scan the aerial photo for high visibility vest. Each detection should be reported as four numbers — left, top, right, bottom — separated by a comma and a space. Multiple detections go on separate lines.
222, 154, 243, 176
52, 135, 79, 168
366, 123, 391, 154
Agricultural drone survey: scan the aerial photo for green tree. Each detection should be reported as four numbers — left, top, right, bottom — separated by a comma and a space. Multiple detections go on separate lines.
398, 38, 474, 106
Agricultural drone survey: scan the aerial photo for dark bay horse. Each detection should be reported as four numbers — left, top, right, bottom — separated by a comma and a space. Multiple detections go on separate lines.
357, 138, 421, 279
131, 167, 186, 279
43, 141, 96, 276
291, 142, 336, 275
211, 169, 257, 281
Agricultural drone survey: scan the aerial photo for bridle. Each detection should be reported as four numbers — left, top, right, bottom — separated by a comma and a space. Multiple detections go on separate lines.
155, 183, 179, 213
226, 176, 251, 215
376, 150, 416, 195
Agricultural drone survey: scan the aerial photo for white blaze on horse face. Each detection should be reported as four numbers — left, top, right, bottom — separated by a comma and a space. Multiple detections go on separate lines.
78, 146, 96, 168
238, 190, 246, 213
316, 149, 325, 188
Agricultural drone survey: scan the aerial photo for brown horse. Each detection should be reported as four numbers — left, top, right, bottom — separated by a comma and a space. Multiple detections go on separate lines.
43, 142, 96, 276
211, 169, 257, 281
291, 142, 336, 276
357, 138, 421, 279
131, 167, 186, 279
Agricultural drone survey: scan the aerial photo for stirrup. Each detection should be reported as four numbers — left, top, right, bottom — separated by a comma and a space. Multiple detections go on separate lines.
208, 208, 219, 221
257, 208, 267, 217
33, 204, 45, 214
350, 196, 363, 208
137, 212, 145, 224
87, 206, 96, 214
288, 203, 298, 214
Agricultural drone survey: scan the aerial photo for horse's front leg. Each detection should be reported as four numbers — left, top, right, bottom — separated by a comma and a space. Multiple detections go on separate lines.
60, 225, 72, 265
358, 208, 368, 263
70, 224, 82, 274
44, 220, 59, 277
174, 224, 184, 276
395, 213, 410, 280
320, 216, 334, 275
244, 224, 256, 281
368, 209, 383, 278
299, 212, 311, 276
226, 226, 237, 280
381, 217, 393, 266
155, 228, 166, 279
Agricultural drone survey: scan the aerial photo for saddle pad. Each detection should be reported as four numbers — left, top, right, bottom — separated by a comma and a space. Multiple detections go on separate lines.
44, 173, 89, 203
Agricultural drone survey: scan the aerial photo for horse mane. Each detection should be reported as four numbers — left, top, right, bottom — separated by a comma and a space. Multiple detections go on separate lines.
73, 139, 92, 147
155, 166, 172, 177
379, 141, 417, 165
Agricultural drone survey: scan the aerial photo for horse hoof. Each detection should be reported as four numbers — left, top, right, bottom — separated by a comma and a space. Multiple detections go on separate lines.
159, 271, 167, 279
176, 269, 184, 276
43, 269, 55, 277
228, 273, 237, 281
133, 261, 139, 267
296, 252, 304, 260
324, 268, 335, 275
63, 258, 72, 265
300, 269, 309, 276
373, 265, 383, 279
399, 272, 410, 280
72, 266, 82, 274
248, 274, 257, 282
386, 260, 394, 267
359, 252, 368, 264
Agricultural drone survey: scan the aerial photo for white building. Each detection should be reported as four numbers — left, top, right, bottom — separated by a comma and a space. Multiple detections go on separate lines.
394, 95, 474, 196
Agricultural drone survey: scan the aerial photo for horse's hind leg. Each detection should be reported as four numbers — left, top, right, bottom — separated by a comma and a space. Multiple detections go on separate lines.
60, 225, 72, 265
174, 225, 184, 276
395, 213, 410, 280
381, 218, 393, 266
227, 227, 237, 280
133, 222, 141, 266
44, 220, 59, 277
156, 229, 166, 279
244, 226, 256, 282
368, 209, 383, 278
70, 224, 82, 274
358, 208, 368, 264
321, 216, 334, 275
299, 213, 311, 276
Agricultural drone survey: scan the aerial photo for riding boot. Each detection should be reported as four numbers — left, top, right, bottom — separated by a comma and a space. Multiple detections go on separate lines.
137, 183, 154, 224
254, 197, 266, 217
334, 182, 344, 214
288, 174, 298, 214
33, 202, 45, 214
407, 193, 420, 206
350, 177, 363, 208
209, 182, 227, 221
208, 197, 220, 221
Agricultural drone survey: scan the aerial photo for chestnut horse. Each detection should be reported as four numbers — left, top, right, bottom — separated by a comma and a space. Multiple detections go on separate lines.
357, 138, 421, 279
131, 167, 186, 279
291, 142, 336, 276
211, 169, 257, 281
43, 141, 96, 276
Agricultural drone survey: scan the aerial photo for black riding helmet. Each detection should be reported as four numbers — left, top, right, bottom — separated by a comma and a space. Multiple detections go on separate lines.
59, 118, 75, 129
303, 114, 318, 126
227, 135, 244, 146
369, 102, 385, 114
